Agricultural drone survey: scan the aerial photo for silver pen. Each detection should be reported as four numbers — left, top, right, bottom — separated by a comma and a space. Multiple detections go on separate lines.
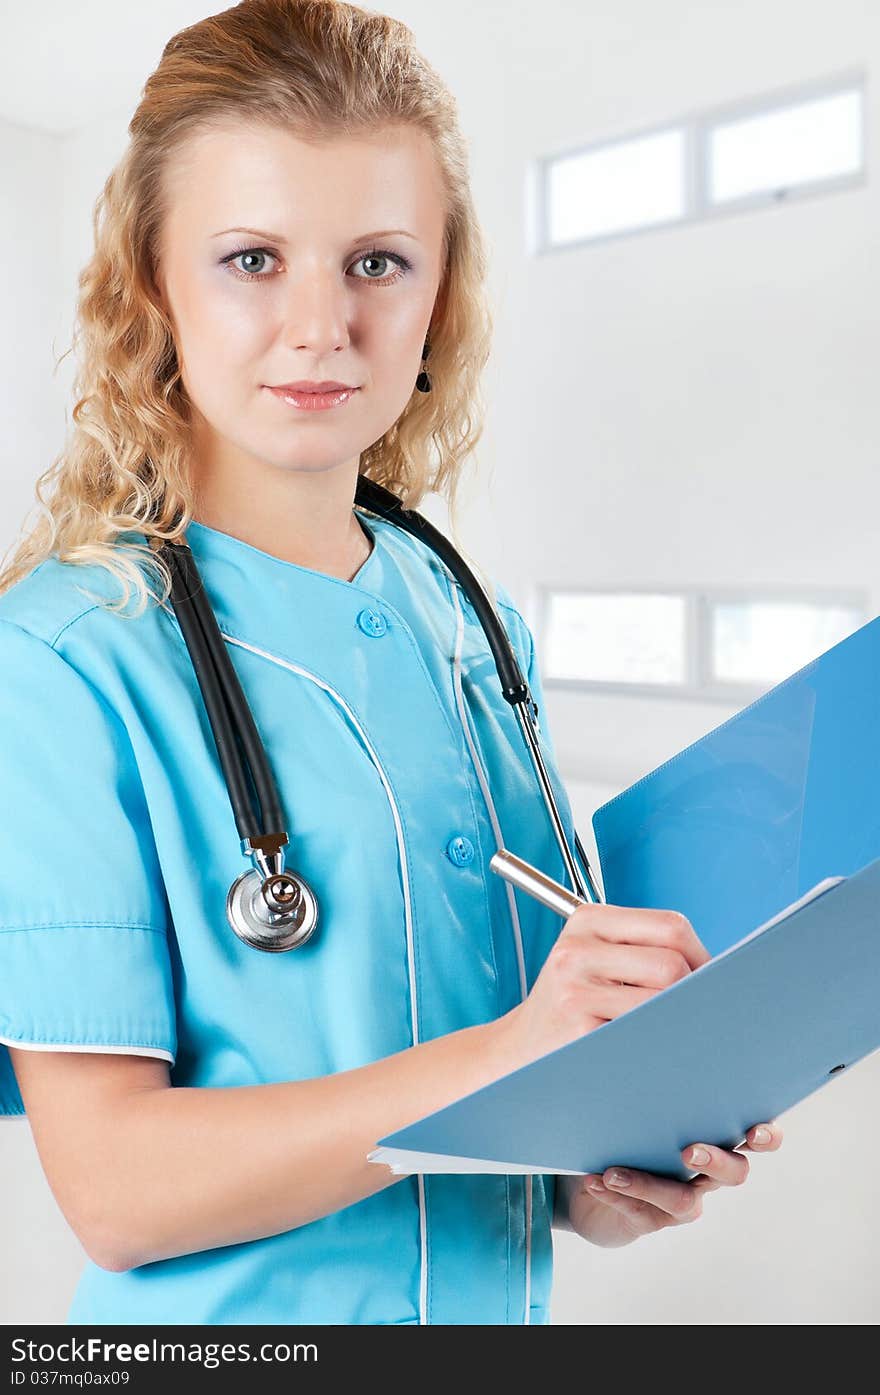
489, 846, 599, 917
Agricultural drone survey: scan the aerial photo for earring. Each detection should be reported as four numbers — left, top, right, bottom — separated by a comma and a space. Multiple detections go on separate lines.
415, 337, 432, 393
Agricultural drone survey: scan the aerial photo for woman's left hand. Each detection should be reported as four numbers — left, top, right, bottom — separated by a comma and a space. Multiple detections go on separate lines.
562, 1120, 783, 1248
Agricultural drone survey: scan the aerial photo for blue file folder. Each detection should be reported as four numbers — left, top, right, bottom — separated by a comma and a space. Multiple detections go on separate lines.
592, 613, 880, 957
368, 616, 880, 1180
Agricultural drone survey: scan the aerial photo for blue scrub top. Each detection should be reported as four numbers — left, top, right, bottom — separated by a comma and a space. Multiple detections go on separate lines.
0, 506, 581, 1325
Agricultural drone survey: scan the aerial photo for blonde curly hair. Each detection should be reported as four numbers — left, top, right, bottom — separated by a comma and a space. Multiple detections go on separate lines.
0, 0, 496, 617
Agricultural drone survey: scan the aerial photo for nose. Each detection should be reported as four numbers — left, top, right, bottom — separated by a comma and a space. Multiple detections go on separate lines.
279, 261, 351, 356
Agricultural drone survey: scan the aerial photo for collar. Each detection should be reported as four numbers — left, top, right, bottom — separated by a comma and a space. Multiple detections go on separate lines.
144, 509, 462, 720
184, 505, 383, 597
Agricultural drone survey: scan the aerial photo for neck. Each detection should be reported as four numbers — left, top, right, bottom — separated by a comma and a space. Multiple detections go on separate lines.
187, 439, 371, 582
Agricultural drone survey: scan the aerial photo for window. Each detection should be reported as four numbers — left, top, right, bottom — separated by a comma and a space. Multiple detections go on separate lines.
706, 87, 863, 207
544, 591, 687, 685
710, 599, 863, 686
535, 72, 865, 251
538, 587, 868, 702
546, 127, 686, 245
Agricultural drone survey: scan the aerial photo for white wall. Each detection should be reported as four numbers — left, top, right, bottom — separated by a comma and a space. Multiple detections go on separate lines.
2, 0, 879, 1326
0, 116, 93, 1324
461, 0, 880, 797
0, 121, 66, 530
467, 0, 880, 1325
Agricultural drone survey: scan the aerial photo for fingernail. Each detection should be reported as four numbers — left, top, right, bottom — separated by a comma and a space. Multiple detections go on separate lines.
607, 1168, 632, 1187
753, 1127, 771, 1145
689, 1146, 711, 1166
587, 1178, 605, 1191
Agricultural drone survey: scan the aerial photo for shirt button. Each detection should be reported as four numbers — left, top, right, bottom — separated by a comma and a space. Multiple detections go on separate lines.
356, 607, 388, 637
446, 834, 475, 867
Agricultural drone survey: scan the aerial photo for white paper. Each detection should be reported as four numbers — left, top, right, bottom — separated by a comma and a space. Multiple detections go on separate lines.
365, 1147, 586, 1175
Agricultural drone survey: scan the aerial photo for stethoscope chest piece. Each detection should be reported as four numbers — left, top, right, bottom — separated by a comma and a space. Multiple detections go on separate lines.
226, 868, 319, 951
157, 478, 604, 959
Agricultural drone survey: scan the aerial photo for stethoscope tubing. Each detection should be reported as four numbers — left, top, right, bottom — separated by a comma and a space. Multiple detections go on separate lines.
349, 478, 602, 904
353, 476, 531, 706
152, 474, 604, 949
157, 538, 286, 844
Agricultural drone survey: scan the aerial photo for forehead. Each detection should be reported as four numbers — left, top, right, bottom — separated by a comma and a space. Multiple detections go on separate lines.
161, 120, 447, 239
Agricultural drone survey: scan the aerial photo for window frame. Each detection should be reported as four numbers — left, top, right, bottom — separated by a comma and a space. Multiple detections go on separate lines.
536, 121, 690, 252
533, 69, 866, 254
535, 582, 870, 704
697, 70, 867, 219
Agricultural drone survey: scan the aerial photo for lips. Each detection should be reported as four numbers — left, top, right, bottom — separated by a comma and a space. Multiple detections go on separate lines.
269, 381, 357, 392
266, 384, 360, 412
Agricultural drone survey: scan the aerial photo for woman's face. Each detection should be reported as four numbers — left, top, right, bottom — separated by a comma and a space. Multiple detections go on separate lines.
153, 120, 447, 484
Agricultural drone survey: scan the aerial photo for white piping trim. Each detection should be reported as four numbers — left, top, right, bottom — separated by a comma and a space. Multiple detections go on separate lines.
448, 584, 533, 1326
0, 1035, 174, 1062
220, 631, 429, 1327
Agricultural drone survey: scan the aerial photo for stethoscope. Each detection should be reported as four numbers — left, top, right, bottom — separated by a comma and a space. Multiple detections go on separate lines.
151, 473, 604, 951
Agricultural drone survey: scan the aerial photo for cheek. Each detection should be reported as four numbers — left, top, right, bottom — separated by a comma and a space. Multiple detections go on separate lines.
180, 271, 270, 353
176, 288, 268, 394
360, 297, 432, 391
358, 355, 422, 434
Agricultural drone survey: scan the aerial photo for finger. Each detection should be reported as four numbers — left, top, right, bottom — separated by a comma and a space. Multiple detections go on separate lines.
738, 1120, 783, 1153
584, 1176, 687, 1232
581, 938, 695, 992
574, 978, 677, 1022
567, 901, 711, 970
594, 1167, 704, 1222
681, 1142, 750, 1186
690, 1174, 723, 1195
689, 1124, 781, 1194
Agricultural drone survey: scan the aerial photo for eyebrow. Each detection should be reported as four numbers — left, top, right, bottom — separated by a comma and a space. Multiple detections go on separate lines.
210, 226, 419, 242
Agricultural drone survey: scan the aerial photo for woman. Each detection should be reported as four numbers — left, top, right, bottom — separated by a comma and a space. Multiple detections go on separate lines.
0, 0, 780, 1326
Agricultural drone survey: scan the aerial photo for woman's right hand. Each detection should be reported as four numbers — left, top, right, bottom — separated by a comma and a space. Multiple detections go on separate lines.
499, 900, 712, 1069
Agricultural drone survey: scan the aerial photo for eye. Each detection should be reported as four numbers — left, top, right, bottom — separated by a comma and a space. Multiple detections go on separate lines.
221, 246, 281, 281
220, 244, 413, 285
348, 249, 413, 285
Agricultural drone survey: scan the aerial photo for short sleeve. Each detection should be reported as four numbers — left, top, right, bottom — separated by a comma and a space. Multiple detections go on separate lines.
0, 619, 177, 1117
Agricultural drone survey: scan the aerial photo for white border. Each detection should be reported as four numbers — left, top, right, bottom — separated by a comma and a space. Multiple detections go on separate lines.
0, 1035, 173, 1060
